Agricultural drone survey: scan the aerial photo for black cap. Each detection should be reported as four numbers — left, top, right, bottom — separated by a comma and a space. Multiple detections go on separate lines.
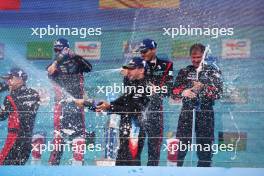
0, 67, 28, 81
122, 57, 146, 69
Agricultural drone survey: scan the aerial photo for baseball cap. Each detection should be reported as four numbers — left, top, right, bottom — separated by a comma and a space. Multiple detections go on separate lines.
53, 38, 70, 52
122, 57, 146, 69
0, 67, 28, 81
137, 39, 157, 53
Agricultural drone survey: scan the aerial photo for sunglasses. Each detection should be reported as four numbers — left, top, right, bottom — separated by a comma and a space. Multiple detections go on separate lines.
54, 45, 64, 53
54, 48, 63, 53
140, 49, 149, 54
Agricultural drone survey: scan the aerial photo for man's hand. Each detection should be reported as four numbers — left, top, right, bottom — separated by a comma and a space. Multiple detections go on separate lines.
47, 61, 58, 75
182, 88, 197, 99
192, 81, 204, 92
96, 101, 110, 112
74, 99, 85, 108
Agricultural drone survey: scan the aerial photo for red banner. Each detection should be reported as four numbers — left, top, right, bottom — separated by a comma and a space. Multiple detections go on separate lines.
0, 0, 20, 10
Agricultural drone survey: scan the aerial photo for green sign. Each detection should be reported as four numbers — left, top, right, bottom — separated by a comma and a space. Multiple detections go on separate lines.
218, 132, 247, 151
27, 41, 53, 60
171, 40, 196, 58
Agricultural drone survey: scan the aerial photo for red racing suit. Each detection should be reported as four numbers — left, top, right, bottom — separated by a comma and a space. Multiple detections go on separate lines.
0, 85, 40, 165
172, 64, 223, 167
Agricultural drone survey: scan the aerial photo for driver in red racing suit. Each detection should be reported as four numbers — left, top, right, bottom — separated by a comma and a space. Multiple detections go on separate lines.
0, 68, 40, 165
47, 38, 92, 165
172, 43, 223, 167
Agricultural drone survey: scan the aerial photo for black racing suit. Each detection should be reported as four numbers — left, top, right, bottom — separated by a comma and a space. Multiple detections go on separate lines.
0, 85, 40, 165
47, 55, 92, 165
144, 57, 174, 166
108, 78, 150, 166
172, 65, 223, 167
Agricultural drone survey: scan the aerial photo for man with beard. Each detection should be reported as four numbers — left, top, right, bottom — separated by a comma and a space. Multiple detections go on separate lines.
172, 43, 223, 167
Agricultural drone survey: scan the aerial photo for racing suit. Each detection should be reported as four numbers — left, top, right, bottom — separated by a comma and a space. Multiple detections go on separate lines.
172, 65, 223, 167
109, 78, 150, 166
0, 85, 40, 165
47, 55, 92, 165
144, 57, 173, 166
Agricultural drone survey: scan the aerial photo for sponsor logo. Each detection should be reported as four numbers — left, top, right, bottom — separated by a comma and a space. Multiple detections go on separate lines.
75, 41, 101, 60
